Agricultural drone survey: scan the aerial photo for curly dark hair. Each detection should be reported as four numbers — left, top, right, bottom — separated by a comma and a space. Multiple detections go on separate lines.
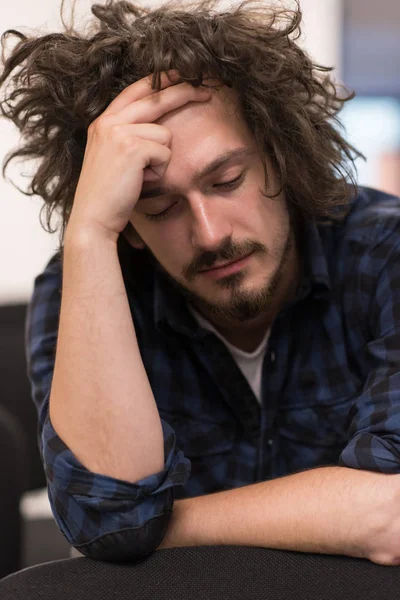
0, 0, 361, 251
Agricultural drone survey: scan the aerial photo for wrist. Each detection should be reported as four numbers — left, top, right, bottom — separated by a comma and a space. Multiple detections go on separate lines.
64, 217, 120, 248
156, 499, 193, 550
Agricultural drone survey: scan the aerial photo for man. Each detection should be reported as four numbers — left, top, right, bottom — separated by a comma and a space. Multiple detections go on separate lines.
2, 0, 400, 566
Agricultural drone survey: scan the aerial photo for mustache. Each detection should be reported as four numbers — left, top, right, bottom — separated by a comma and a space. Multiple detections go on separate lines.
182, 238, 267, 281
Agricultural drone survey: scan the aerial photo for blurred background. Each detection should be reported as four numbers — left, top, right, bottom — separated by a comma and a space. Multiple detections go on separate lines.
341, 0, 400, 201
0, 0, 399, 578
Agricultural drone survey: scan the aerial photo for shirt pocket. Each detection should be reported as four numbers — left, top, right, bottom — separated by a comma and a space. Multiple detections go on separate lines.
283, 366, 361, 452
159, 412, 236, 497
281, 395, 354, 450
160, 413, 235, 457
276, 393, 356, 474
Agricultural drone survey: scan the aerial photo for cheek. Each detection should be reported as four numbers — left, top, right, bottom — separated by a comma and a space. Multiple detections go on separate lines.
145, 225, 190, 273
254, 198, 290, 251
257, 193, 289, 227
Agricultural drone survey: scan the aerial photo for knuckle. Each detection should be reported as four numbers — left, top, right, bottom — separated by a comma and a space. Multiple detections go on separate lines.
160, 127, 172, 145
158, 143, 171, 160
90, 114, 116, 136
110, 123, 123, 138
118, 134, 138, 152
87, 120, 98, 137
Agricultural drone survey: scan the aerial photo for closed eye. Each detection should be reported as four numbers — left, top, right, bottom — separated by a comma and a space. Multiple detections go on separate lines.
213, 173, 245, 189
144, 172, 246, 221
144, 203, 176, 221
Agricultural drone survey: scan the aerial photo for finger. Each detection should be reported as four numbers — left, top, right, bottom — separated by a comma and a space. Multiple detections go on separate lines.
125, 123, 172, 146
137, 138, 171, 179
116, 82, 212, 125
104, 70, 180, 115
143, 167, 164, 183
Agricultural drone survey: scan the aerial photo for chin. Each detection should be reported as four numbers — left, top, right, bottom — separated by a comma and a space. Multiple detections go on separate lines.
193, 284, 270, 321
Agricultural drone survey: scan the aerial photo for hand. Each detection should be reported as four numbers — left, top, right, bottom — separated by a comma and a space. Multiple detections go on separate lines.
362, 476, 400, 566
66, 71, 212, 242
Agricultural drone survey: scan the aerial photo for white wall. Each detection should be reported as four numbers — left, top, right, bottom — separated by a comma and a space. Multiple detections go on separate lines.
0, 0, 343, 305
299, 0, 343, 78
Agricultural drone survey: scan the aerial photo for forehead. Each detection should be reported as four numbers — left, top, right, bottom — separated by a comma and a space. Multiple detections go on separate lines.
156, 85, 250, 145
150, 88, 256, 187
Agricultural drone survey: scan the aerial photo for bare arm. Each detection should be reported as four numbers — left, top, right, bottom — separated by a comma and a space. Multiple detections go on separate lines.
158, 466, 400, 566
48, 73, 211, 484
49, 227, 164, 483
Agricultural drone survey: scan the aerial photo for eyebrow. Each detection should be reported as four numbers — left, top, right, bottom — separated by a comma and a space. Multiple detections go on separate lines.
138, 146, 250, 201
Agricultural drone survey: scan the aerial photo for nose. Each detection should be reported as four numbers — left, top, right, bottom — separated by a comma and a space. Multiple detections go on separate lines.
190, 193, 233, 251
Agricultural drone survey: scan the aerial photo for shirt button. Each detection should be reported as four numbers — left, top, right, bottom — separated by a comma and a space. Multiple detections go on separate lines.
267, 439, 274, 446
270, 351, 276, 363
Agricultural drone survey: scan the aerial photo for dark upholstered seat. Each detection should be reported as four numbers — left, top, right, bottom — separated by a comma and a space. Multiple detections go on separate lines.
1, 545, 400, 599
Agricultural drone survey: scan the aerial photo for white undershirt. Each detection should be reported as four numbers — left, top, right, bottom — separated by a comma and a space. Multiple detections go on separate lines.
188, 306, 270, 404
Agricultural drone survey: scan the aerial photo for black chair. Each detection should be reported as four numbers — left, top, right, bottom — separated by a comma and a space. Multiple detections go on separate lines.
1, 546, 400, 599
0, 303, 46, 492
0, 303, 72, 569
0, 405, 28, 578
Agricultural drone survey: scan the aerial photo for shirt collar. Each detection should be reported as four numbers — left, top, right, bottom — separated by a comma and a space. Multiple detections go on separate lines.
153, 219, 332, 336
153, 264, 201, 338
295, 219, 331, 302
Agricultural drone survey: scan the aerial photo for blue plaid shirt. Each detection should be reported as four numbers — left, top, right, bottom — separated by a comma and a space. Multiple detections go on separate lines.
25, 186, 400, 561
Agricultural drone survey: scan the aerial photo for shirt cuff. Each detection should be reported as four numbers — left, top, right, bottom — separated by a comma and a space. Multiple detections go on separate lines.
339, 432, 400, 473
42, 412, 192, 500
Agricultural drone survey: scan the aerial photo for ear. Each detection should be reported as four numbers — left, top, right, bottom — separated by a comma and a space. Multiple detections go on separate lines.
122, 222, 146, 250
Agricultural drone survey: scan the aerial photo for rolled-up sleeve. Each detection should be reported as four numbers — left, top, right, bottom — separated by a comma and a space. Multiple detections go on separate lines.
25, 252, 191, 561
339, 229, 400, 473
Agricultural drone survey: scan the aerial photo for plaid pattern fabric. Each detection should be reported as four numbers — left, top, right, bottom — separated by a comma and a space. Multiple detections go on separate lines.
25, 186, 400, 559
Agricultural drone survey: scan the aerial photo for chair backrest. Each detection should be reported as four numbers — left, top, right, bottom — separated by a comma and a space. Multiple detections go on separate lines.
0, 405, 28, 578
0, 303, 46, 491
1, 546, 400, 599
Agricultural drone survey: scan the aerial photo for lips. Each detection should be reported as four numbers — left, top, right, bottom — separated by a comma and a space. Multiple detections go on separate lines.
199, 253, 251, 272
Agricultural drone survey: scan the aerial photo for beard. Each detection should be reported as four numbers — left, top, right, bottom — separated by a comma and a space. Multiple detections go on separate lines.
146, 226, 294, 323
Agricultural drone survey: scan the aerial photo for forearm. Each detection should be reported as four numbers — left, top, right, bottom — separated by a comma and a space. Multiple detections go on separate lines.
49, 225, 164, 483
159, 466, 398, 560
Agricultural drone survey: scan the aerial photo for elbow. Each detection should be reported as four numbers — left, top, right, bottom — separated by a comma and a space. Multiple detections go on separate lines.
41, 415, 191, 562
71, 508, 173, 562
